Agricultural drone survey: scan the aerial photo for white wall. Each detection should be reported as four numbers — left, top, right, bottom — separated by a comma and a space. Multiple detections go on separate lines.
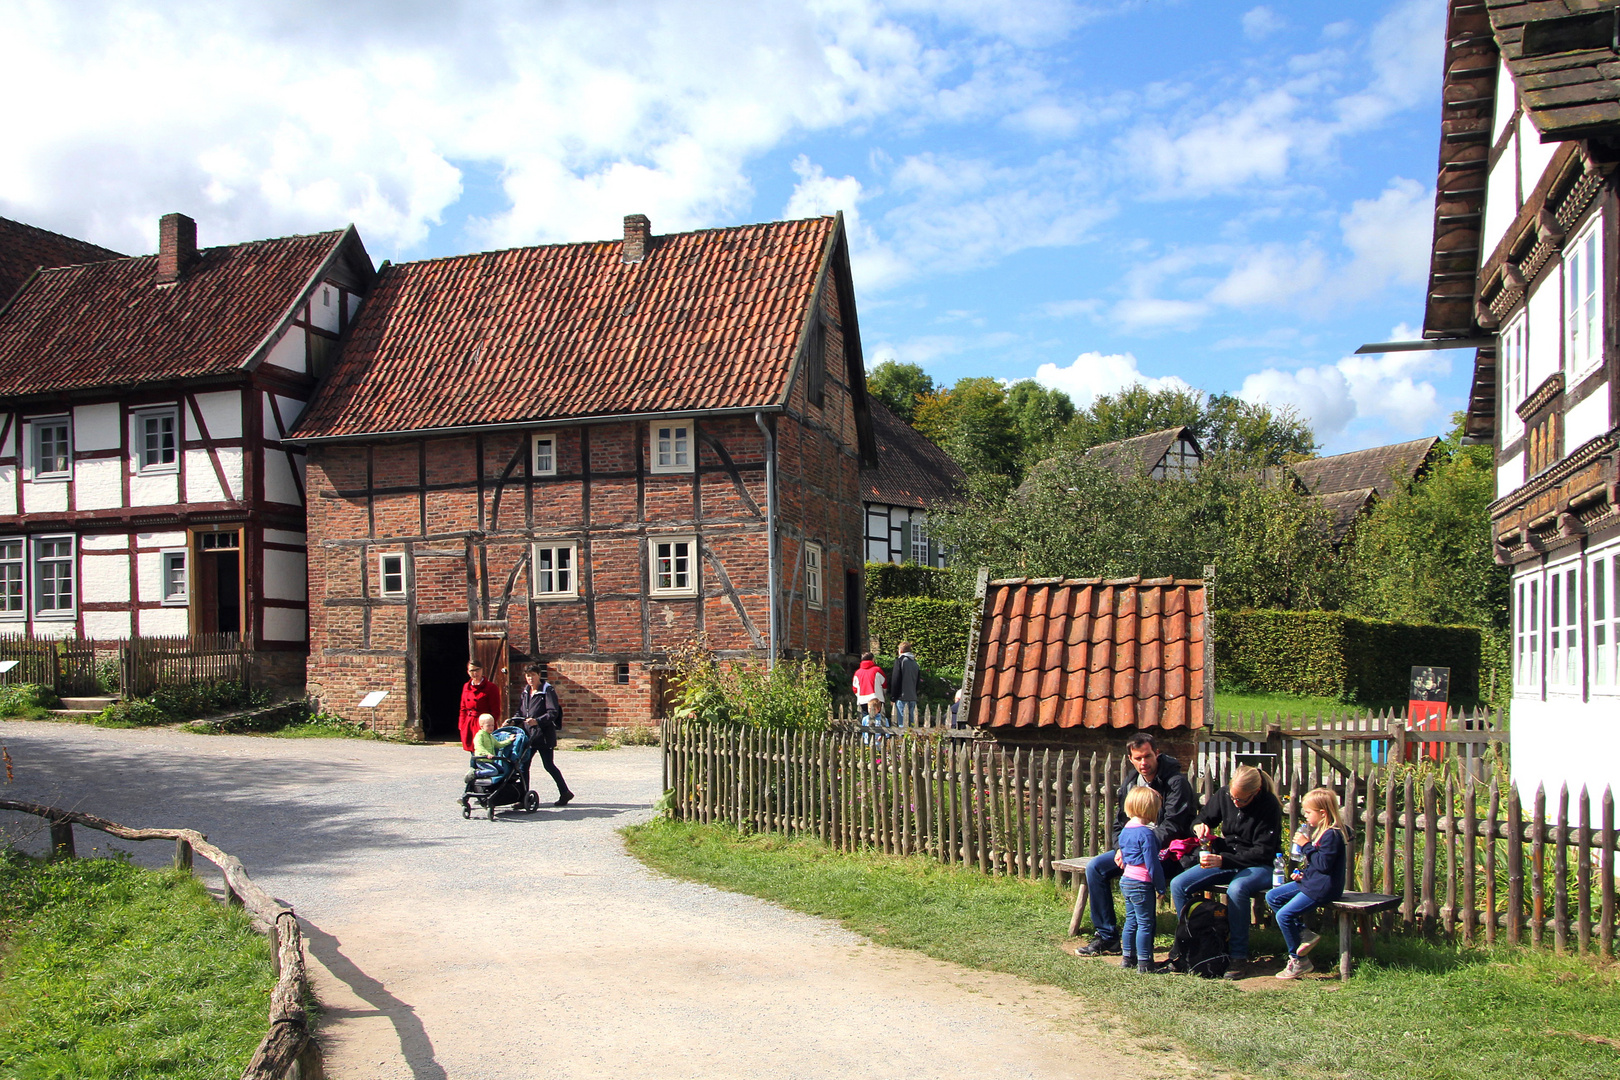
264, 447, 303, 505
81, 552, 130, 604
1496, 451, 1523, 499
265, 325, 306, 373
191, 390, 242, 440
1492, 58, 1517, 143
73, 403, 120, 452
184, 449, 226, 502
1511, 696, 1620, 798
263, 548, 307, 601
75, 458, 122, 510
310, 284, 341, 333
1566, 384, 1610, 450
263, 606, 307, 642
129, 471, 179, 507
22, 482, 66, 513
1482, 136, 1518, 259
1526, 271, 1561, 389
83, 611, 132, 639
1520, 114, 1560, 189
138, 607, 188, 636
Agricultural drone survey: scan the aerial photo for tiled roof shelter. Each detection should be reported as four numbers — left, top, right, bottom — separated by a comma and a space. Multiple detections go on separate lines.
967, 575, 1208, 732
0, 215, 124, 305
862, 399, 965, 508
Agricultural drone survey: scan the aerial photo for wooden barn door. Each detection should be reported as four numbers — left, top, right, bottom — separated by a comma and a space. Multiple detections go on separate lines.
470, 621, 510, 719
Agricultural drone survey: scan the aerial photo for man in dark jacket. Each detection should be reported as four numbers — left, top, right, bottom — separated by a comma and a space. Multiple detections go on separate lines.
888, 643, 921, 727
1167, 765, 1281, 979
1077, 731, 1199, 956
513, 663, 574, 807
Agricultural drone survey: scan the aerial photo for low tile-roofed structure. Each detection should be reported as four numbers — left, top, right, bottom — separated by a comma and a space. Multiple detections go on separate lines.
967, 576, 1207, 731
293, 216, 850, 440
862, 399, 965, 509
1318, 487, 1379, 538
1084, 426, 1200, 478
0, 216, 124, 305
0, 228, 361, 396
1488, 1, 1620, 141
1284, 436, 1441, 499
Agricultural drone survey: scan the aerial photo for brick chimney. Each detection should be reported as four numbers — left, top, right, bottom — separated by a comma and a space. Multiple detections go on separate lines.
157, 212, 198, 285
622, 214, 650, 264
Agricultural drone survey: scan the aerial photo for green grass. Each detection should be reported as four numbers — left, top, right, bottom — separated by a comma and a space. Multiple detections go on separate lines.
0, 852, 274, 1079
624, 820, 1620, 1080
1213, 690, 1356, 718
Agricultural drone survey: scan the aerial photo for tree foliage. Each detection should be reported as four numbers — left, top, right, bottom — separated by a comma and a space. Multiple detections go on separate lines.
1056, 385, 1315, 466
913, 377, 1024, 480
866, 360, 935, 423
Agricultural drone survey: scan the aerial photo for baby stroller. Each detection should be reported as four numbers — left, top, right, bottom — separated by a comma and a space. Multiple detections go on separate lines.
460, 723, 542, 820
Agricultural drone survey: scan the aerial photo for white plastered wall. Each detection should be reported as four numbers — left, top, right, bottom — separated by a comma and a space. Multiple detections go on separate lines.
191, 390, 242, 440
138, 608, 188, 636
263, 548, 307, 601
81, 552, 130, 604
1482, 134, 1518, 259
263, 606, 307, 642
264, 448, 303, 505
74, 458, 121, 510
1566, 384, 1610, 449
130, 471, 179, 507
1511, 697, 1620, 799
83, 611, 132, 639
73, 403, 120, 451
264, 325, 306, 373
1497, 452, 1524, 499
1520, 114, 1560, 190
309, 284, 340, 333
1526, 271, 1561, 389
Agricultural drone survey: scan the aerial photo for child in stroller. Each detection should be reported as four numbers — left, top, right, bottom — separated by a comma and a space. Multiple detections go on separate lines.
460, 714, 543, 819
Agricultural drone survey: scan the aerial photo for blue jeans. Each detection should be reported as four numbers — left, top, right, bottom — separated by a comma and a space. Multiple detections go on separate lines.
1265, 881, 1319, 958
1170, 863, 1273, 961
893, 700, 916, 726
1120, 879, 1157, 962
1086, 850, 1126, 940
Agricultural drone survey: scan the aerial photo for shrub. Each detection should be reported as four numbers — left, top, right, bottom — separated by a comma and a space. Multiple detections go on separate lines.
0, 683, 58, 717
668, 642, 829, 730
867, 597, 975, 670
95, 681, 270, 728
865, 561, 952, 603
1214, 609, 1481, 703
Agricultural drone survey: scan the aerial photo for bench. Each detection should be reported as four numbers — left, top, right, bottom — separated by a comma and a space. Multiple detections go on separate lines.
1328, 892, 1402, 980
1052, 857, 1095, 936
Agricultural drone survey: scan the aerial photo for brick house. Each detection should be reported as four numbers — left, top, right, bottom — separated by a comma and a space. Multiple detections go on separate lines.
289, 213, 876, 738
0, 212, 374, 683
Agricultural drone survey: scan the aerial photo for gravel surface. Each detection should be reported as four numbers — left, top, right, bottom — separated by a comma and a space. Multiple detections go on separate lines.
0, 721, 1209, 1080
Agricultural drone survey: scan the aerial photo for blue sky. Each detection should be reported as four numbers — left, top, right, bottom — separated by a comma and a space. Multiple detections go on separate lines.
2, 0, 1453, 452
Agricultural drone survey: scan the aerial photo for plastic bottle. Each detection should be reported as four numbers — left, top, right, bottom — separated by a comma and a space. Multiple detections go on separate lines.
1272, 852, 1287, 888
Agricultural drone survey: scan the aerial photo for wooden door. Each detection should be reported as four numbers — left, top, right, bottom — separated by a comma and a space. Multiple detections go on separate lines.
470, 622, 510, 719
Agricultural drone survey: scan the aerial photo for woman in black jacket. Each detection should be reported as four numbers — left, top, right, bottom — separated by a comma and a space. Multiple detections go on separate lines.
1167, 764, 1281, 980
514, 663, 574, 807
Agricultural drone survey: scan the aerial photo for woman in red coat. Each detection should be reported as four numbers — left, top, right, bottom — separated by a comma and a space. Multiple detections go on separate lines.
458, 661, 502, 752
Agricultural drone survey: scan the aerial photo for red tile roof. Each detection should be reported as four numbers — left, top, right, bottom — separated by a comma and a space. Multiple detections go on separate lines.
292, 216, 841, 439
0, 229, 353, 396
968, 576, 1207, 731
863, 399, 965, 509
0, 216, 123, 306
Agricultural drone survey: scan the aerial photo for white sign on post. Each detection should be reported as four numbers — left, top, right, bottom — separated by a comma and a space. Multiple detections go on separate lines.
359, 690, 388, 708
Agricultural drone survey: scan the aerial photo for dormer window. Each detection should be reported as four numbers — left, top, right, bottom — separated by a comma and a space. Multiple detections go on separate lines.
650, 423, 692, 474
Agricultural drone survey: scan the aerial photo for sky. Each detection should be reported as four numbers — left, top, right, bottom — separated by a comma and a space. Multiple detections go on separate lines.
1, 0, 1458, 453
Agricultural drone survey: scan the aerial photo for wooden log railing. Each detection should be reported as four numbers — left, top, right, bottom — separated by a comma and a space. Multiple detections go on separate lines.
0, 799, 317, 1080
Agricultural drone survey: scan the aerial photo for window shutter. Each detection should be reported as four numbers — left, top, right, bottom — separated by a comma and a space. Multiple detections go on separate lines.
806, 311, 826, 408
898, 519, 912, 563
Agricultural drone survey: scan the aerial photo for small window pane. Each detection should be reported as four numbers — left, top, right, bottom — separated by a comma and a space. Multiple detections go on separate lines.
380, 554, 405, 596
140, 413, 177, 469
34, 538, 73, 612
35, 423, 69, 475
0, 540, 22, 613
162, 552, 187, 601
534, 437, 555, 474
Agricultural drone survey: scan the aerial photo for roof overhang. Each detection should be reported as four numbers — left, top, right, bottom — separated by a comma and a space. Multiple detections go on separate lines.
285, 403, 786, 446
1354, 338, 1496, 354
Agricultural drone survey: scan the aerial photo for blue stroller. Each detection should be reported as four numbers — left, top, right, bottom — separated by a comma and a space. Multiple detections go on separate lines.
460, 724, 542, 820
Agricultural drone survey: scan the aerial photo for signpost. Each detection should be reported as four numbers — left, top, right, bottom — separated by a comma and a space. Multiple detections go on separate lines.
1408, 666, 1449, 762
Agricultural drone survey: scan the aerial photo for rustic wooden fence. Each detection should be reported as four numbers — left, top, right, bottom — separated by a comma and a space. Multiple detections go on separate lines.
0, 632, 249, 697
661, 719, 1618, 958
1204, 707, 1504, 787
0, 798, 317, 1079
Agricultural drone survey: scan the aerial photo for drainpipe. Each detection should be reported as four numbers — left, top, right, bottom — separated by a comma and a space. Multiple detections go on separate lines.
755, 411, 778, 669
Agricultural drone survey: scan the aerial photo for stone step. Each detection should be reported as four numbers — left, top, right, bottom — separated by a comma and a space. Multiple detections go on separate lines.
58, 697, 117, 710
49, 709, 104, 717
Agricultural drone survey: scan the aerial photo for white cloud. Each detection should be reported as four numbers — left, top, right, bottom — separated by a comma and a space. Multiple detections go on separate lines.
1242, 6, 1286, 41
1034, 351, 1194, 406
1238, 332, 1451, 450
1206, 243, 1327, 308
1338, 176, 1432, 296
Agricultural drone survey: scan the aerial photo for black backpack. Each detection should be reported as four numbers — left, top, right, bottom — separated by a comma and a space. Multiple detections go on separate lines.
1168, 897, 1230, 978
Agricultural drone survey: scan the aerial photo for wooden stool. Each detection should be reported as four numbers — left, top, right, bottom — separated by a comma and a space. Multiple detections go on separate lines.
1052, 857, 1095, 936
1328, 892, 1402, 980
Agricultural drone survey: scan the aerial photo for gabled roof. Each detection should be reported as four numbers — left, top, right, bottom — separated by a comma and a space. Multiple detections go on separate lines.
0, 228, 367, 397
0, 216, 124, 305
1083, 426, 1200, 478
1319, 487, 1379, 540
968, 576, 1207, 731
292, 216, 866, 444
862, 399, 965, 509
1283, 436, 1441, 499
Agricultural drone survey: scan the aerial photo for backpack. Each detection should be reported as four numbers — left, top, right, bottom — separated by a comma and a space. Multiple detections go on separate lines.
1168, 897, 1230, 978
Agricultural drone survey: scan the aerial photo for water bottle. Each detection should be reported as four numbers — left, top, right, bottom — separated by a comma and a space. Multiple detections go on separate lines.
1272, 852, 1286, 888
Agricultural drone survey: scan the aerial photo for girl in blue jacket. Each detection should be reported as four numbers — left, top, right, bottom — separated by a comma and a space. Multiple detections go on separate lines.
1265, 787, 1348, 980
1117, 785, 1167, 973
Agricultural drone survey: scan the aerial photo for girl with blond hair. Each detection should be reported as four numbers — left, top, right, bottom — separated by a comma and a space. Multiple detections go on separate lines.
1264, 787, 1349, 980
1116, 785, 1167, 973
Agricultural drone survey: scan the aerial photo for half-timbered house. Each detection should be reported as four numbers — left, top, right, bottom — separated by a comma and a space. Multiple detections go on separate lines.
1419, 1, 1620, 796
862, 400, 964, 566
289, 214, 875, 738
0, 213, 374, 683
0, 216, 124, 302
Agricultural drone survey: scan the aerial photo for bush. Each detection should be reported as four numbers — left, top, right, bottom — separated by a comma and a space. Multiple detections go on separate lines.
669, 643, 829, 730
865, 562, 952, 603
867, 597, 975, 670
0, 683, 58, 717
1214, 609, 1481, 703
95, 681, 270, 728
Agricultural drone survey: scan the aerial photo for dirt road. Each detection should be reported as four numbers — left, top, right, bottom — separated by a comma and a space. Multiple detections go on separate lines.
0, 721, 1208, 1079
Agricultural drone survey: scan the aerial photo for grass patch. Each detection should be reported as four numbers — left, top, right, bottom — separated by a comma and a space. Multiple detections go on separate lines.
1214, 690, 1359, 719
570, 726, 661, 751
0, 684, 59, 722
0, 851, 274, 1078
623, 820, 1620, 1080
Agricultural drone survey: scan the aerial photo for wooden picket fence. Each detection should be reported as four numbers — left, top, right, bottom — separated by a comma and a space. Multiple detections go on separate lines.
1204, 707, 1505, 787
661, 719, 1619, 958
0, 634, 101, 695
0, 632, 249, 697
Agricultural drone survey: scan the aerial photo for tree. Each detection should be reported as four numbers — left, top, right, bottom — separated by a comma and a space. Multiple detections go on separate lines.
1055, 384, 1316, 466
866, 361, 934, 423
1061, 384, 1206, 452
1005, 380, 1075, 467
913, 377, 1021, 480
1203, 393, 1316, 465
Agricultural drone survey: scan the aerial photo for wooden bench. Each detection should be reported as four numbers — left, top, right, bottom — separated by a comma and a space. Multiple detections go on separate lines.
1328, 892, 1402, 980
1053, 857, 1095, 936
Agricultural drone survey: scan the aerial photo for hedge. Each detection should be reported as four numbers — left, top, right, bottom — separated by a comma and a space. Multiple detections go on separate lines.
1214, 609, 1481, 703
867, 597, 975, 670
865, 562, 951, 603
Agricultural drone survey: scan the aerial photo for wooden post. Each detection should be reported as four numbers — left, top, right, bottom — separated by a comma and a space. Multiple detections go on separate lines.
1421, 775, 1437, 935
1402, 774, 1416, 929
49, 820, 74, 859
1507, 785, 1524, 946
1087, 752, 1100, 855
175, 836, 194, 873
1486, 780, 1500, 946
1531, 785, 1546, 948
1444, 774, 1457, 938
1578, 786, 1592, 955
1602, 787, 1615, 959
1462, 779, 1477, 945
1553, 784, 1569, 954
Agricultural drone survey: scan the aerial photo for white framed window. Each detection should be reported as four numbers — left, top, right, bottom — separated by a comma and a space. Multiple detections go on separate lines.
1516, 578, 1540, 689
134, 407, 179, 473
805, 542, 823, 609
1500, 311, 1528, 428
378, 552, 406, 597
911, 517, 932, 565
29, 417, 70, 480
33, 536, 74, 616
1547, 564, 1580, 689
532, 434, 557, 476
1564, 216, 1603, 376
161, 550, 187, 604
531, 543, 577, 598
0, 539, 23, 618
650, 423, 692, 474
1593, 551, 1619, 691
649, 536, 697, 596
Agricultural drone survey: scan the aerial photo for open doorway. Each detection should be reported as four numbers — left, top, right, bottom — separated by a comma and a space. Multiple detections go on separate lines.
193, 529, 242, 637
419, 622, 469, 741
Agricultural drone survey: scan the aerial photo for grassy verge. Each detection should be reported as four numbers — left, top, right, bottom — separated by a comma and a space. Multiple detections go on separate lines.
623, 820, 1620, 1080
0, 852, 274, 1078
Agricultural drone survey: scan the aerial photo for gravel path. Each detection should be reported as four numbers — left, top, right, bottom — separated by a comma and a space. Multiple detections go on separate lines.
0, 721, 1208, 1080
